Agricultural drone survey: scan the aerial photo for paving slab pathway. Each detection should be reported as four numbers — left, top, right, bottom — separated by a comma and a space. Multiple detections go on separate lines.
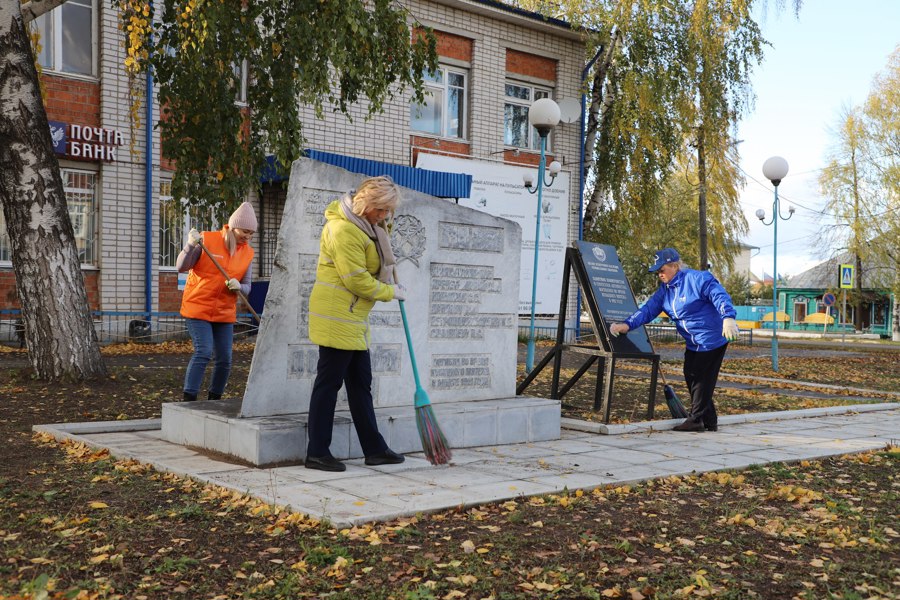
35, 403, 899, 528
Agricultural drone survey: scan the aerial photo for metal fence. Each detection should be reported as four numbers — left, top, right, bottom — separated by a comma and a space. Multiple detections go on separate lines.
1, 309, 259, 347
517, 322, 755, 347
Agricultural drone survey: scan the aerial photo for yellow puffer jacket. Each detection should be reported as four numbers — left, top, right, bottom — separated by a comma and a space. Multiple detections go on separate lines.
308, 200, 397, 350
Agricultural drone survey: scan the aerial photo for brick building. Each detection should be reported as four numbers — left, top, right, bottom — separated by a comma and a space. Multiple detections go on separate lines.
0, 0, 586, 340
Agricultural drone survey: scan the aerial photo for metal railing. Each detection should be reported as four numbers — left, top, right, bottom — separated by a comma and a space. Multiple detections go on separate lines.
1, 309, 259, 347
516, 322, 755, 347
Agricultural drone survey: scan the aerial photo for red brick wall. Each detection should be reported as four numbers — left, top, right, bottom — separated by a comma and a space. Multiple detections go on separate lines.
435, 30, 473, 62
83, 271, 100, 311
0, 268, 100, 311
0, 269, 17, 311
42, 74, 100, 125
414, 28, 474, 63
506, 49, 556, 81
503, 150, 557, 167
411, 136, 471, 165
158, 272, 183, 313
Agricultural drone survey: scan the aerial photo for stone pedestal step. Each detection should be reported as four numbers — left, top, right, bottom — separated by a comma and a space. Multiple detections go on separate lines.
161, 397, 560, 467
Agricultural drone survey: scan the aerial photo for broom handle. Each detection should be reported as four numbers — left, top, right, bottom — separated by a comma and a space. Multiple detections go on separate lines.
398, 301, 424, 390
197, 239, 261, 322
393, 268, 424, 390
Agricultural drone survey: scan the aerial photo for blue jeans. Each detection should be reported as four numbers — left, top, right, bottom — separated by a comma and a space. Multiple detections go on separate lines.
183, 319, 234, 396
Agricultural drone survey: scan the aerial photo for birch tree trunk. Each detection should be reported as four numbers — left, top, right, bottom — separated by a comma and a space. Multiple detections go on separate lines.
697, 128, 708, 270
0, 0, 107, 380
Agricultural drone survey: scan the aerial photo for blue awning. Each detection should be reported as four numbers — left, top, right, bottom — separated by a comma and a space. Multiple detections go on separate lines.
262, 151, 472, 199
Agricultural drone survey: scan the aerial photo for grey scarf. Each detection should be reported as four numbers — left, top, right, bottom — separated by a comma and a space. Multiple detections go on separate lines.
340, 195, 396, 284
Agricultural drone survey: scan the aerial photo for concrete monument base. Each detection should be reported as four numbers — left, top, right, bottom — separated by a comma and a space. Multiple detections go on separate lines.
161, 397, 560, 467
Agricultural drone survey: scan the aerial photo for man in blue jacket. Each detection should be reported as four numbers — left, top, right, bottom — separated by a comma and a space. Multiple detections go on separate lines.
610, 248, 740, 432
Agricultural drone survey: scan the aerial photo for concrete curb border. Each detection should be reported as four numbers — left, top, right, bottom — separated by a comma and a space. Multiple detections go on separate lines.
562, 402, 900, 435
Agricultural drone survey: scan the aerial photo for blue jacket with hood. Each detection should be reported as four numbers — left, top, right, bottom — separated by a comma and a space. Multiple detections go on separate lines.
624, 268, 737, 352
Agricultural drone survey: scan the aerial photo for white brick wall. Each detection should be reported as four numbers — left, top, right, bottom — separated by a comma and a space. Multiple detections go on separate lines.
89, 0, 585, 317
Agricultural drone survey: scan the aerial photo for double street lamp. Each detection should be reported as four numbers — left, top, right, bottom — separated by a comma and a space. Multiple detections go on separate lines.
756, 155, 795, 372
522, 98, 561, 372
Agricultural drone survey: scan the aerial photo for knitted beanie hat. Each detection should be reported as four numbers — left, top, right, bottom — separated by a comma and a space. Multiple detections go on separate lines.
228, 202, 257, 231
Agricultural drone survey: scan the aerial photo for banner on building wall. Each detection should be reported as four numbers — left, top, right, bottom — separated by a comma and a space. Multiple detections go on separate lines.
415, 154, 571, 315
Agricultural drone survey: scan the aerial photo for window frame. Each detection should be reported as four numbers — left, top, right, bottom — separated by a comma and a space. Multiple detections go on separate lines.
503, 81, 553, 151
33, 0, 98, 78
0, 168, 99, 266
409, 65, 468, 140
158, 181, 225, 269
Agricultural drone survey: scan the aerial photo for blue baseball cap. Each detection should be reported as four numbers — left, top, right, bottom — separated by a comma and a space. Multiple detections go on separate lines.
648, 248, 680, 272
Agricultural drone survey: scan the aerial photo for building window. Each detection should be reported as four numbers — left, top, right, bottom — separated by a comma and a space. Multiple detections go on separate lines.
65, 170, 97, 265
158, 181, 225, 268
410, 66, 467, 139
504, 82, 551, 150
233, 59, 249, 106
33, 0, 96, 77
792, 300, 807, 323
0, 213, 10, 263
0, 170, 96, 265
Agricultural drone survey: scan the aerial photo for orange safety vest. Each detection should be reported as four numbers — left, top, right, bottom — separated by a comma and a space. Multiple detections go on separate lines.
180, 229, 254, 323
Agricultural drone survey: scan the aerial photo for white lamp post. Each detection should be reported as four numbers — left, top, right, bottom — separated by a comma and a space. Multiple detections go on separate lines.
756, 156, 794, 372
522, 98, 561, 372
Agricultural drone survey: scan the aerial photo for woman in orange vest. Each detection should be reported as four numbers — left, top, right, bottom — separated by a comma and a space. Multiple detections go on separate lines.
176, 202, 257, 402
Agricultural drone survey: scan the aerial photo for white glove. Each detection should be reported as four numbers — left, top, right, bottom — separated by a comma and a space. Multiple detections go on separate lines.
723, 317, 740, 341
226, 278, 241, 292
393, 284, 407, 302
609, 323, 630, 337
187, 228, 202, 247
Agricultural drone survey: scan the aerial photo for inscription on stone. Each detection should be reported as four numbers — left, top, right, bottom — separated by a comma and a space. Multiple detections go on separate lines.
429, 263, 512, 340
370, 344, 402, 374
297, 253, 319, 332
302, 188, 342, 240
439, 222, 504, 253
430, 354, 491, 390
287, 344, 319, 379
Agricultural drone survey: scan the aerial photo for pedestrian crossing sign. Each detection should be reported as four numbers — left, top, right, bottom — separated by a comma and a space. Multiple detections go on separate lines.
839, 264, 854, 289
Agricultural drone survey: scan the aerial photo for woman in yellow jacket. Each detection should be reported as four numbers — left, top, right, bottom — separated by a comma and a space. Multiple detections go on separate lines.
177, 202, 256, 402
305, 176, 407, 472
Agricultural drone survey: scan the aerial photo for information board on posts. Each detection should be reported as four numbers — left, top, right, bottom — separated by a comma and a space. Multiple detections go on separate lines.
576, 241, 654, 354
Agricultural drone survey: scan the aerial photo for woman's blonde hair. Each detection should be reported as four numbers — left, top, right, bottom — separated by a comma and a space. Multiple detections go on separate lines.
223, 228, 237, 256
351, 176, 401, 218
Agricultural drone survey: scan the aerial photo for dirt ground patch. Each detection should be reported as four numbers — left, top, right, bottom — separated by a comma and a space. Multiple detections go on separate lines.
1, 341, 898, 599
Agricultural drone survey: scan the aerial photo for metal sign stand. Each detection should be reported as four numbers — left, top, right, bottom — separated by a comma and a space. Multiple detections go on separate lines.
516, 246, 660, 424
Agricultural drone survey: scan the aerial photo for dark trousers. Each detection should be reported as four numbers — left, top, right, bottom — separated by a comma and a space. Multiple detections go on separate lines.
306, 346, 388, 458
683, 343, 728, 427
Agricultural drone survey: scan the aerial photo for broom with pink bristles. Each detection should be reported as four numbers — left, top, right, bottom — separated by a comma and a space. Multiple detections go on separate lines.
396, 281, 451, 465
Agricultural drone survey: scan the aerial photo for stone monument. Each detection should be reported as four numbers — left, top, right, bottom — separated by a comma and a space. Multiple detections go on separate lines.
161, 158, 560, 466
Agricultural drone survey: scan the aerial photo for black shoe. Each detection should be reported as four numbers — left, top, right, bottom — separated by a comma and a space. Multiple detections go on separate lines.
705, 424, 718, 432
365, 448, 405, 466
207, 392, 222, 401
672, 419, 705, 432
183, 391, 197, 402
305, 455, 346, 472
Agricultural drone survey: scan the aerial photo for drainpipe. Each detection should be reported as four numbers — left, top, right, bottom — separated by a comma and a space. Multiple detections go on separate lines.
144, 67, 153, 322
575, 45, 604, 338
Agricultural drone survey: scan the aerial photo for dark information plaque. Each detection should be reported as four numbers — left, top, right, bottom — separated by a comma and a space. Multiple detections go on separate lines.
575, 240, 653, 355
